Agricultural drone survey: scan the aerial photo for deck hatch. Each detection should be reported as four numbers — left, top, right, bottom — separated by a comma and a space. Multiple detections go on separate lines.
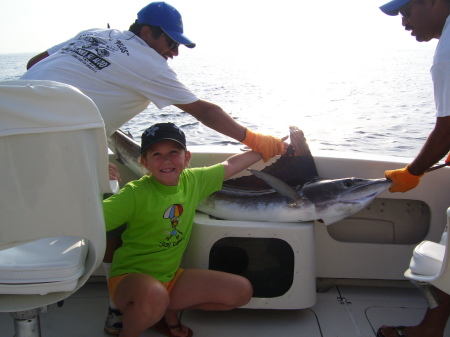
209, 237, 294, 298
327, 198, 431, 244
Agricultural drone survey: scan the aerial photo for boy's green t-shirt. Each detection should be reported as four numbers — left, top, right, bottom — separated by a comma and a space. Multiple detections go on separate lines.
103, 164, 224, 282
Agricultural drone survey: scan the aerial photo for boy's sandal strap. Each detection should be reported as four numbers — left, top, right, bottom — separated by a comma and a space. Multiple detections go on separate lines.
168, 323, 183, 330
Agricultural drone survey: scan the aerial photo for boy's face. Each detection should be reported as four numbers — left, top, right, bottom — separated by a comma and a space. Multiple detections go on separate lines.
142, 140, 190, 186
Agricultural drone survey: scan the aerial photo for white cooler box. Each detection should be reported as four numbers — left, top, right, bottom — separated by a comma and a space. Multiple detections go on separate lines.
182, 212, 316, 309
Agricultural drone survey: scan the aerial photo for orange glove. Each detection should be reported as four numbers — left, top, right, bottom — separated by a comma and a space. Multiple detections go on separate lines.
242, 128, 284, 162
445, 153, 450, 163
385, 165, 424, 193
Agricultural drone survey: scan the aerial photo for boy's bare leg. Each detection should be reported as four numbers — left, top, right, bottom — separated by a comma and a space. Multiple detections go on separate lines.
114, 273, 169, 337
103, 235, 123, 313
169, 269, 253, 311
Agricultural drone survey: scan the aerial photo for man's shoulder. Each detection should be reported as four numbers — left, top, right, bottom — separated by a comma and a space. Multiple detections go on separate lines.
76, 28, 129, 38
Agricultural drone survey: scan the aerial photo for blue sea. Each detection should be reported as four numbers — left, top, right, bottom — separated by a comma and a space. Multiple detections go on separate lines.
0, 44, 439, 159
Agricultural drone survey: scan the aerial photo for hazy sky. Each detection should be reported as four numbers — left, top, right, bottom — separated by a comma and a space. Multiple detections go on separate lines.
0, 0, 437, 55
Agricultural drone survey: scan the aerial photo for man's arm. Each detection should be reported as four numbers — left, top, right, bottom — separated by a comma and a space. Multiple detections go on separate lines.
385, 116, 450, 192
175, 99, 246, 141
175, 99, 286, 162
26, 51, 49, 70
408, 116, 450, 175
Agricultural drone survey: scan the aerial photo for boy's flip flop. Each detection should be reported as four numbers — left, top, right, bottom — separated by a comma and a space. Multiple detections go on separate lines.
152, 318, 193, 337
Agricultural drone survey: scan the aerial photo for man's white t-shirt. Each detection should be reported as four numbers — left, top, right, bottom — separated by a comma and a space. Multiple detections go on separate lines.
432, 15, 450, 117
21, 28, 198, 135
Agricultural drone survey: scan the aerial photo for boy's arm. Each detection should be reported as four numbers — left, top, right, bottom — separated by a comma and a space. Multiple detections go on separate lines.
221, 151, 263, 180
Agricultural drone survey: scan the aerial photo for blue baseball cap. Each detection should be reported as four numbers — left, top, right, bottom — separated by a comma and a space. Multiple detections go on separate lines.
137, 2, 196, 48
379, 0, 411, 15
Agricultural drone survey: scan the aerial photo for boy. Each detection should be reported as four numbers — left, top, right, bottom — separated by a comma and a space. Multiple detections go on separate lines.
103, 123, 282, 337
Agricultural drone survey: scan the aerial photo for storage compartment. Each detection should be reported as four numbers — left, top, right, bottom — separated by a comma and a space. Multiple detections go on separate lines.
327, 198, 430, 244
183, 212, 316, 309
209, 237, 295, 298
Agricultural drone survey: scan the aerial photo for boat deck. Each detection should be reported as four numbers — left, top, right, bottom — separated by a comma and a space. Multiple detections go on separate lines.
2, 280, 448, 337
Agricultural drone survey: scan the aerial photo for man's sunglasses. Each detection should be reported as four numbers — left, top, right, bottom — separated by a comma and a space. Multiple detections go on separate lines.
399, 0, 417, 19
163, 33, 180, 50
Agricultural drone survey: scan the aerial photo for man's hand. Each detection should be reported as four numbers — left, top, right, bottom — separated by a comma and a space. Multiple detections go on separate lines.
242, 129, 286, 162
385, 166, 423, 193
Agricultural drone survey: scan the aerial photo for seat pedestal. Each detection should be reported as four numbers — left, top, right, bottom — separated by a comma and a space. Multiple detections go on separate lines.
410, 280, 442, 309
11, 307, 47, 337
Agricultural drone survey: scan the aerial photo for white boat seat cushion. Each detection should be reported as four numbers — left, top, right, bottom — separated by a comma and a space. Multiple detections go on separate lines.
409, 240, 445, 277
0, 237, 88, 295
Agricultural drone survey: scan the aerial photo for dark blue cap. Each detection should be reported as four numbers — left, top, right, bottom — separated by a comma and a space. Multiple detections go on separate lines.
141, 123, 187, 154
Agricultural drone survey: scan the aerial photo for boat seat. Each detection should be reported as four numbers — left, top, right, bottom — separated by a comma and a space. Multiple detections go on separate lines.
404, 207, 450, 307
0, 237, 88, 295
409, 240, 445, 277
0, 80, 113, 336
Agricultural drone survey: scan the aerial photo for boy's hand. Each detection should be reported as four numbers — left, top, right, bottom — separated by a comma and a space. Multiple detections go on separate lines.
108, 162, 122, 182
242, 129, 286, 162
385, 166, 423, 193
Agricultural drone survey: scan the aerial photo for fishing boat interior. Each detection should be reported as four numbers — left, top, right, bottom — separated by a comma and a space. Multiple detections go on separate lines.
2, 81, 450, 337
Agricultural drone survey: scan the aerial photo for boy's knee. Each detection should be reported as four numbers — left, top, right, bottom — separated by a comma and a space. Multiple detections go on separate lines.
135, 284, 170, 316
143, 284, 170, 306
233, 277, 253, 307
241, 278, 253, 304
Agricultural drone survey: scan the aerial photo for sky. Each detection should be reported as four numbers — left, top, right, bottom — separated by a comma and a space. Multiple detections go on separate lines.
0, 0, 439, 55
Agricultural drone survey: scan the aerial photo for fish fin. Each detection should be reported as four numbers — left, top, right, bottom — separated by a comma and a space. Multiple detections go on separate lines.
248, 169, 302, 204
289, 126, 312, 157
258, 126, 318, 184
260, 155, 319, 186
223, 126, 319, 190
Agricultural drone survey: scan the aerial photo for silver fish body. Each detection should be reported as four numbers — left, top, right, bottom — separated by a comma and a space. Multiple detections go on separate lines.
197, 176, 391, 225
197, 186, 318, 223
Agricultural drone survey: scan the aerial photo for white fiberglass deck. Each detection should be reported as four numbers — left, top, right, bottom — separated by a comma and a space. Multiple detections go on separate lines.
2, 281, 449, 337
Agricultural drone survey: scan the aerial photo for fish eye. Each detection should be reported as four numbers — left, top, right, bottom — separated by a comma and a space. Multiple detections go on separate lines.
343, 179, 354, 187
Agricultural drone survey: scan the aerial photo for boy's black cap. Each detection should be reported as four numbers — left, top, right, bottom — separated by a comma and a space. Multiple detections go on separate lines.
141, 122, 186, 154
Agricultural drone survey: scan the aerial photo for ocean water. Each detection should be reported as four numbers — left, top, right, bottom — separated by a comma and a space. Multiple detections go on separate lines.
0, 45, 439, 159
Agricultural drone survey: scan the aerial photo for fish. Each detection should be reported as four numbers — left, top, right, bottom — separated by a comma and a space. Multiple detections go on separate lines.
198, 171, 391, 225
107, 129, 146, 176
108, 127, 391, 226
196, 126, 391, 225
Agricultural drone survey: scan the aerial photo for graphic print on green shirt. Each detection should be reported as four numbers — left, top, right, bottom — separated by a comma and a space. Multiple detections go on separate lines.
164, 204, 184, 241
